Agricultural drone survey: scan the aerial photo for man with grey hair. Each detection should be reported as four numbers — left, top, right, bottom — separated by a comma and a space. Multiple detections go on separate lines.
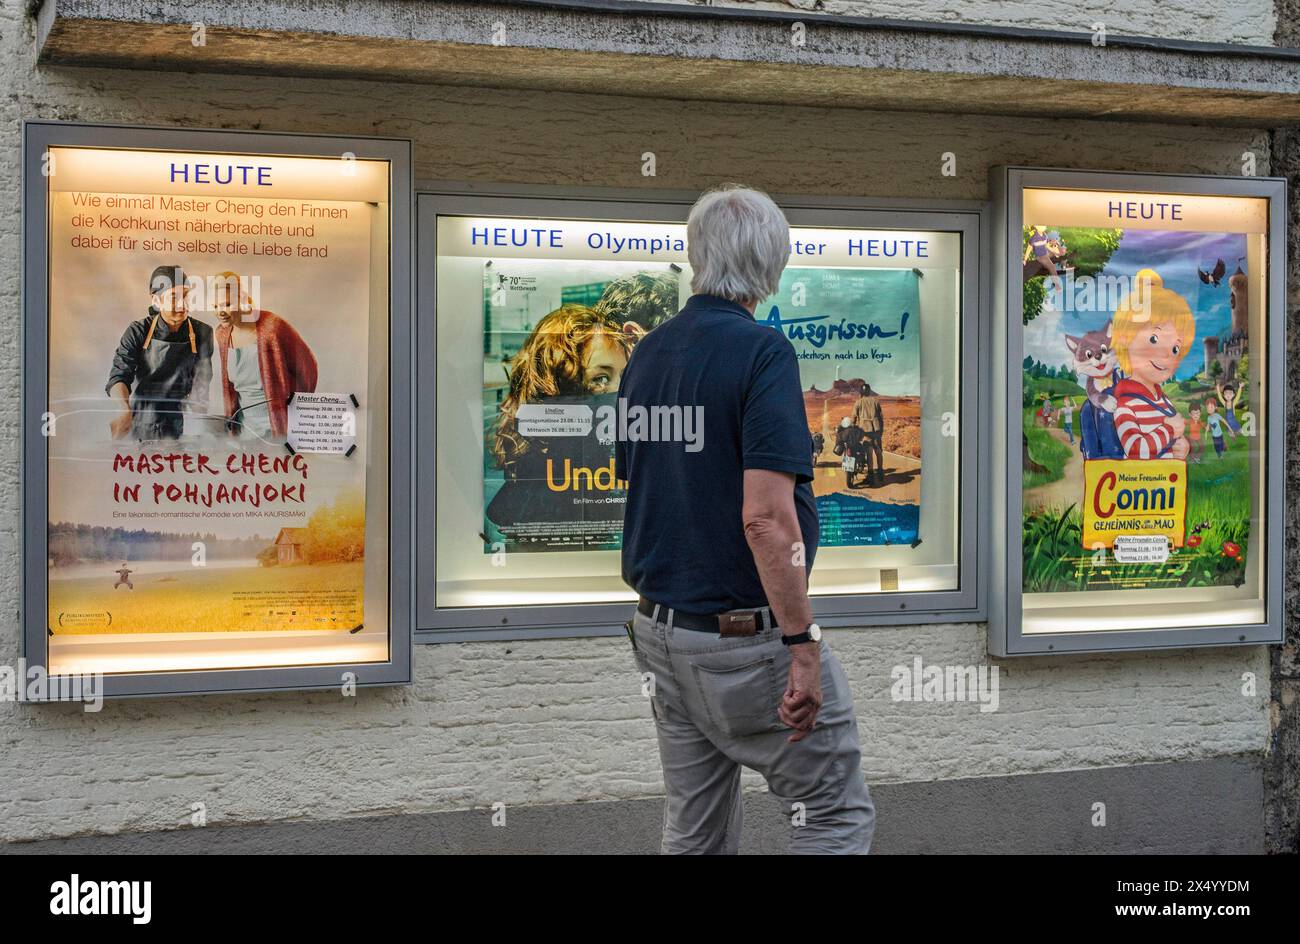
615, 185, 875, 854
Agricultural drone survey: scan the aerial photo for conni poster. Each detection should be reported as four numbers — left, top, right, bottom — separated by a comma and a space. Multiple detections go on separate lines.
1019, 196, 1262, 595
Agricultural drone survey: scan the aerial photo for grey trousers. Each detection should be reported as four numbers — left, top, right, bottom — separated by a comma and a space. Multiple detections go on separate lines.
630, 605, 875, 855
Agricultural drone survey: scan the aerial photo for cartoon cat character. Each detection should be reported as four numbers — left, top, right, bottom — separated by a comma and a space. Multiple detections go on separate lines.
1065, 323, 1118, 414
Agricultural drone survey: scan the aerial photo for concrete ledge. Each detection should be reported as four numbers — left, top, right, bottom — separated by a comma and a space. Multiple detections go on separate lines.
0, 755, 1263, 853
32, 0, 1300, 126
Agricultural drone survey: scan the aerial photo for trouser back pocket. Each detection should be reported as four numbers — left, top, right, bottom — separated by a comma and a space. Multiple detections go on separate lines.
691, 656, 783, 738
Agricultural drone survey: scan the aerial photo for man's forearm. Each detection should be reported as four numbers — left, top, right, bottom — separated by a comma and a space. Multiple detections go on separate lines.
744, 512, 814, 636
108, 382, 131, 408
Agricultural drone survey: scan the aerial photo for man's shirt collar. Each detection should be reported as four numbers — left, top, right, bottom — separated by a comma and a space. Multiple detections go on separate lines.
681, 293, 755, 321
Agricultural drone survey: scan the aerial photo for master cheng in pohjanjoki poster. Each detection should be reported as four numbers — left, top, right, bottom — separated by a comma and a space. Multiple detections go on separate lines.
1021, 224, 1252, 593
759, 266, 922, 549
46, 186, 378, 636
482, 259, 681, 553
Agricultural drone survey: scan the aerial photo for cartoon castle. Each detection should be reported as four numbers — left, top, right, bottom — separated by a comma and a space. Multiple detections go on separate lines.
1201, 266, 1249, 379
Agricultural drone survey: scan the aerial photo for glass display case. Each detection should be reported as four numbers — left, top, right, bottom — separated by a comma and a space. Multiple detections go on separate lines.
417, 190, 986, 640
21, 122, 412, 697
989, 167, 1285, 655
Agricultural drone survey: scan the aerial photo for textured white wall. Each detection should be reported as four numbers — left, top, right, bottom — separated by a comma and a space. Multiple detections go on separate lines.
0, 1, 1272, 841
631, 0, 1278, 46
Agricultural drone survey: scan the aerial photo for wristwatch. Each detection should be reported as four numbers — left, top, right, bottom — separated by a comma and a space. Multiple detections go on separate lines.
781, 623, 822, 646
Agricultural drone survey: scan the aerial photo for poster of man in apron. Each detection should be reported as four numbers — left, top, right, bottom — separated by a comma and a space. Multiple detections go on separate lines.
105, 264, 214, 441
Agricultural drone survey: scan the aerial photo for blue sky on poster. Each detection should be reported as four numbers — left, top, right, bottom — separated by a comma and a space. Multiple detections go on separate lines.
1024, 229, 1246, 380
756, 266, 921, 396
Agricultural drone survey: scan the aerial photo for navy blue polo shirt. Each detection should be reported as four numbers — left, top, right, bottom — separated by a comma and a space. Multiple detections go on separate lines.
615, 293, 818, 614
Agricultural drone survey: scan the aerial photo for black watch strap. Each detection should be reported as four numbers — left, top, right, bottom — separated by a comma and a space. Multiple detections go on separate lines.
781, 630, 815, 646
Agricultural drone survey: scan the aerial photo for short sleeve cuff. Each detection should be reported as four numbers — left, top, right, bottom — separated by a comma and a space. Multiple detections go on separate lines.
744, 452, 813, 484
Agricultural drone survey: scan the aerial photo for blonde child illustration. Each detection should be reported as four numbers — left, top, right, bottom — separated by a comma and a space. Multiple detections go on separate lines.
1108, 268, 1195, 461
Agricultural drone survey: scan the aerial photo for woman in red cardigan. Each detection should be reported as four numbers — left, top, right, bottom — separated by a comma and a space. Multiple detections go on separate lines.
213, 272, 318, 440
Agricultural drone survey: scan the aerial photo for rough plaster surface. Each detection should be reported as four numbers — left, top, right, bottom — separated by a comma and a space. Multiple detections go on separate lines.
630, 0, 1278, 47
1279, 0, 1300, 47
0, 0, 1277, 842
35, 1, 1300, 127
1265, 124, 1300, 854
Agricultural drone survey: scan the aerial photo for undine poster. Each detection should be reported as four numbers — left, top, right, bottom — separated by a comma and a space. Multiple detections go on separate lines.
1020, 221, 1254, 593
482, 259, 681, 552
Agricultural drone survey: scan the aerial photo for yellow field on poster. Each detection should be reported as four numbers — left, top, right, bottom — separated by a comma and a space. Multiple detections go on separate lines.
1081, 459, 1187, 550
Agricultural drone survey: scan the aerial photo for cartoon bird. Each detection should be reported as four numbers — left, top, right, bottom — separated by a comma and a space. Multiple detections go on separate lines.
1197, 259, 1226, 287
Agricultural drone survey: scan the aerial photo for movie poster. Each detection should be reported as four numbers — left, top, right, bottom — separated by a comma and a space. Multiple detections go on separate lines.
479, 252, 923, 553
44, 147, 388, 643
481, 258, 682, 553
1020, 202, 1259, 594
759, 267, 922, 548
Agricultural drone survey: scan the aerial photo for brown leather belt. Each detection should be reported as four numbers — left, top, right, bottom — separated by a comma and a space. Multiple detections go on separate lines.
637, 596, 777, 636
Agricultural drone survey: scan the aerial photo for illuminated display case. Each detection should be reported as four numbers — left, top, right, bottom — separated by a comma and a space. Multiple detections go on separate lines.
21, 122, 412, 697
416, 188, 987, 640
989, 167, 1285, 655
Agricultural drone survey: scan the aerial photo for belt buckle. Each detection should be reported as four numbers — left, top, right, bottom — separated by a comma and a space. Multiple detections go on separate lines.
717, 611, 758, 637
